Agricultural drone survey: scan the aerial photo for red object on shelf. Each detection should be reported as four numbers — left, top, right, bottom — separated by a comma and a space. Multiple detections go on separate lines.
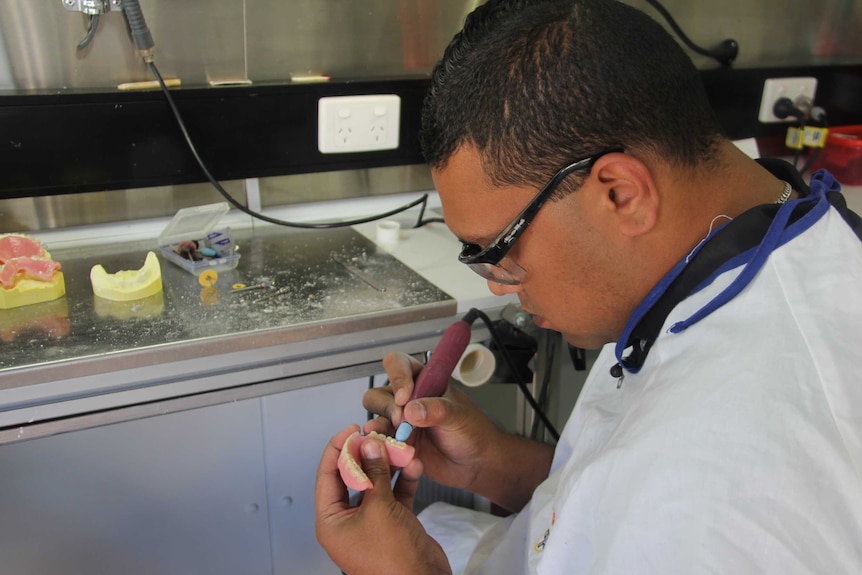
811, 125, 862, 185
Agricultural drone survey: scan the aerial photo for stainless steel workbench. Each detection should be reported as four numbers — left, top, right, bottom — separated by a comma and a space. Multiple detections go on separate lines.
0, 218, 516, 575
0, 224, 464, 442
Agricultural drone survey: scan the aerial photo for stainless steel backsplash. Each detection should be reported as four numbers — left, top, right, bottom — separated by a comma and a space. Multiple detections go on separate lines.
1, 0, 860, 232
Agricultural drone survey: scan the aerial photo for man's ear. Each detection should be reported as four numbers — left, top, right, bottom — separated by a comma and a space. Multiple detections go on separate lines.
591, 152, 659, 238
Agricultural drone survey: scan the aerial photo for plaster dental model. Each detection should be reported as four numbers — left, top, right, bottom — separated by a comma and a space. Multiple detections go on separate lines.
337, 430, 416, 491
0, 234, 65, 309
90, 251, 163, 302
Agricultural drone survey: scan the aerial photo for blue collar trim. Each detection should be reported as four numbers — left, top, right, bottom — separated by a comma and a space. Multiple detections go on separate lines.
614, 170, 841, 373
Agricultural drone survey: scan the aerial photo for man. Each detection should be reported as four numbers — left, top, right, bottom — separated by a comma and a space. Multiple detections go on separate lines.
315, 0, 862, 573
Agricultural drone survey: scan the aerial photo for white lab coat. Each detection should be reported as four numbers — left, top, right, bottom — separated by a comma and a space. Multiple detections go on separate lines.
421, 197, 862, 574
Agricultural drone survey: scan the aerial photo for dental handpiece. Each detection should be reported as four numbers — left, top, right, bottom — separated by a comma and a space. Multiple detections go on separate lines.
394, 315, 475, 442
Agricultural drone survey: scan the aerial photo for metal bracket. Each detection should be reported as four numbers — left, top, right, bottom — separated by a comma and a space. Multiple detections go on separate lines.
61, 0, 122, 15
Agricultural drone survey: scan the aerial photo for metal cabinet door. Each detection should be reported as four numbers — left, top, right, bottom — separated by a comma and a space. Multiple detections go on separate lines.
0, 398, 272, 575
263, 377, 371, 575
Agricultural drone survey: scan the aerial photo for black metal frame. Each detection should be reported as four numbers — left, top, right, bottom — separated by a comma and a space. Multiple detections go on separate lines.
0, 65, 859, 200
0, 77, 429, 199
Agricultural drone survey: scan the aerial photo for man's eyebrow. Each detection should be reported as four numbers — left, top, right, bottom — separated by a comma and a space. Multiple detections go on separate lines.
455, 233, 491, 246
452, 226, 496, 246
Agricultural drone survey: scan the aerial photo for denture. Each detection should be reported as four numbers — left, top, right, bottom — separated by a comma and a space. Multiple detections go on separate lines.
337, 430, 416, 491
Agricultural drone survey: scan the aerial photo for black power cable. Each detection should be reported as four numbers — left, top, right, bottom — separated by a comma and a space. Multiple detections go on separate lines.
119, 1, 441, 231
76, 14, 100, 51
472, 309, 560, 442
642, 0, 738, 67
379, 311, 561, 442
530, 331, 557, 441
798, 146, 825, 178
772, 97, 809, 171
147, 61, 438, 230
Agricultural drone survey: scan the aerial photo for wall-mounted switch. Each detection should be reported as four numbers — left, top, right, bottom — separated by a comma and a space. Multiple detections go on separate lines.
758, 77, 817, 123
317, 95, 401, 154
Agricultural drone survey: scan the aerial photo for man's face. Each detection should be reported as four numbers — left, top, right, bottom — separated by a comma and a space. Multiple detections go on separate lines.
433, 146, 631, 349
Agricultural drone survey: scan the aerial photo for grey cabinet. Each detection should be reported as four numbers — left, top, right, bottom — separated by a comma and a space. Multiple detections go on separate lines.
0, 377, 371, 575
0, 397, 271, 574
263, 378, 369, 575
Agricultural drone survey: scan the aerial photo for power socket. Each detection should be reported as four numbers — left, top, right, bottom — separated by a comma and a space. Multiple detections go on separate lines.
758, 77, 818, 123
317, 95, 401, 153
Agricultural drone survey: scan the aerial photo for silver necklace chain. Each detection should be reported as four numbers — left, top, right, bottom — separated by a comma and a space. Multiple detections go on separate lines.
775, 181, 792, 204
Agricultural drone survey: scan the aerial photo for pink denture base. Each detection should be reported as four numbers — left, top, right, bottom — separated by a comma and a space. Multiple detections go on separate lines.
337, 431, 416, 491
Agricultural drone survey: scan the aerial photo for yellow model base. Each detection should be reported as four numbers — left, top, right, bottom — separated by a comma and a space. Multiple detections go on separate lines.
94, 290, 165, 320
0, 272, 66, 310
90, 251, 163, 302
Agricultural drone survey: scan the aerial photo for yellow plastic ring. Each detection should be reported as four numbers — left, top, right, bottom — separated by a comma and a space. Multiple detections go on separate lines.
198, 269, 218, 287
200, 286, 219, 305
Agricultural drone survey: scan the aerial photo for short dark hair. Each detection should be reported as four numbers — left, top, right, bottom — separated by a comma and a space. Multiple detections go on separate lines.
420, 0, 725, 193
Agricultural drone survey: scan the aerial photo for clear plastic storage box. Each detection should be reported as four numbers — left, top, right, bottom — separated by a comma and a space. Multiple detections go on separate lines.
158, 202, 240, 275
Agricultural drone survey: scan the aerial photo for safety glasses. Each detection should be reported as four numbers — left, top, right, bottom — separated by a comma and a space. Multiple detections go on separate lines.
458, 149, 621, 285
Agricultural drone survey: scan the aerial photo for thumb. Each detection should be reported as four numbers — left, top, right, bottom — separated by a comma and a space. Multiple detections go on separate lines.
360, 436, 394, 494
404, 396, 452, 428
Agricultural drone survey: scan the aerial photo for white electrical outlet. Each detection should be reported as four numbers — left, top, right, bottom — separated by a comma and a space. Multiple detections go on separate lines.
758, 77, 818, 123
317, 95, 401, 153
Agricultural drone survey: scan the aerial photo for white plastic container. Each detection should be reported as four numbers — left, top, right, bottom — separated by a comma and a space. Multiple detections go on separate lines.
453, 343, 497, 387
158, 202, 240, 276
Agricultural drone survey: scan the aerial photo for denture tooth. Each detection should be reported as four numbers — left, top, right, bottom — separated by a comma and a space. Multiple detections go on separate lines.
337, 430, 416, 491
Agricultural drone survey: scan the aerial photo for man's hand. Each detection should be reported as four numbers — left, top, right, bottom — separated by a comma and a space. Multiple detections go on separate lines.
315, 425, 452, 575
362, 352, 555, 512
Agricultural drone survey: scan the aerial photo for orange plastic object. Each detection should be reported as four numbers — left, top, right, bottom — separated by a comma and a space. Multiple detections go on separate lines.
811, 125, 862, 185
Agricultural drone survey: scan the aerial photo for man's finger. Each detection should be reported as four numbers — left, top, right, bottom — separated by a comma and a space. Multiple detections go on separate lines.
392, 457, 423, 510
363, 386, 403, 426
315, 424, 360, 519
403, 395, 453, 429
404, 386, 469, 431
382, 352, 424, 406
362, 416, 395, 437
360, 435, 394, 496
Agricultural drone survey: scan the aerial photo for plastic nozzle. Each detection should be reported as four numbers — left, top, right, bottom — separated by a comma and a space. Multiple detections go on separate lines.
394, 319, 473, 442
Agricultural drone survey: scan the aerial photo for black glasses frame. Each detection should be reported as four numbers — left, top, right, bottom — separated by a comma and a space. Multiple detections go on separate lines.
458, 149, 622, 268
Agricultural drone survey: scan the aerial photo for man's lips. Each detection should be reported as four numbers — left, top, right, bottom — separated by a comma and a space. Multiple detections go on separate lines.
525, 310, 550, 329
